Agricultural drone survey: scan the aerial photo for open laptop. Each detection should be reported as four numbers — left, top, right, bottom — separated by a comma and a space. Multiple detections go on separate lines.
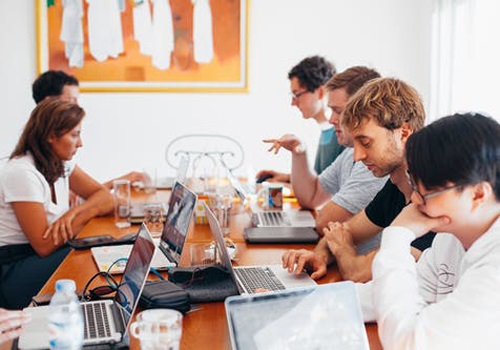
225, 282, 369, 350
19, 223, 155, 349
226, 168, 318, 243
92, 182, 197, 273
156, 156, 189, 189
203, 202, 316, 294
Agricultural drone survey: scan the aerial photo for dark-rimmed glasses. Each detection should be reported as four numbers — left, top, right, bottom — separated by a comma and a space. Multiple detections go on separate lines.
405, 170, 461, 205
290, 90, 310, 100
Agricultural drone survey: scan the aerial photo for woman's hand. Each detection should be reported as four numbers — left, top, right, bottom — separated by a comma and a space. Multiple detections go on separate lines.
42, 209, 78, 246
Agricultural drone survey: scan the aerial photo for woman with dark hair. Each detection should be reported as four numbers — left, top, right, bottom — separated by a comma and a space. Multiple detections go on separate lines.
359, 112, 500, 348
0, 98, 113, 309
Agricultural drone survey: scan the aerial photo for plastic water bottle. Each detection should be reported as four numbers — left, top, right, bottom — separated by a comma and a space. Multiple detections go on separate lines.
48, 279, 84, 350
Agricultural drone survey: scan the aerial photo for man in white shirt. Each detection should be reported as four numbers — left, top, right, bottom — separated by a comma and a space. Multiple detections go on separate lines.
358, 113, 500, 349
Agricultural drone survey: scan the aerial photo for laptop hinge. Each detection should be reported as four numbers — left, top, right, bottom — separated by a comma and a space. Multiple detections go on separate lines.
110, 303, 126, 338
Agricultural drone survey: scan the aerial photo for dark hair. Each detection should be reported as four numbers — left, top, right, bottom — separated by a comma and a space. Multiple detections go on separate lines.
32, 70, 79, 104
406, 113, 500, 200
288, 56, 336, 92
342, 77, 426, 133
11, 97, 85, 184
325, 66, 381, 96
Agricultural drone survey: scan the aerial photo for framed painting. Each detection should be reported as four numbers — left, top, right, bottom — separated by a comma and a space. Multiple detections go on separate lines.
36, 0, 249, 92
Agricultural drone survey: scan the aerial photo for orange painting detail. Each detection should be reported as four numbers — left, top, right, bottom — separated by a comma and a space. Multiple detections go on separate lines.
39, 0, 248, 91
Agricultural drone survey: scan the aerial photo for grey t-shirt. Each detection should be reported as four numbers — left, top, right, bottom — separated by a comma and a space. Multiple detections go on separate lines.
319, 148, 387, 214
318, 148, 387, 253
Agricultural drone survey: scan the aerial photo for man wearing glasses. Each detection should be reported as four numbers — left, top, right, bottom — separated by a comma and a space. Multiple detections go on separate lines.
256, 56, 344, 183
282, 77, 436, 282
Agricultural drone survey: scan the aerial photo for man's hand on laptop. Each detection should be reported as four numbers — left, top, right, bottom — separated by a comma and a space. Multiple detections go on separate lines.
281, 249, 328, 280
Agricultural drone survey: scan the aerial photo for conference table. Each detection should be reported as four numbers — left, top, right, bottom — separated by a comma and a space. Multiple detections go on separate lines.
10, 188, 382, 350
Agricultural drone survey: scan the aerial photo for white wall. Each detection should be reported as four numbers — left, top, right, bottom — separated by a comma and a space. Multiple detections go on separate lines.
0, 0, 433, 182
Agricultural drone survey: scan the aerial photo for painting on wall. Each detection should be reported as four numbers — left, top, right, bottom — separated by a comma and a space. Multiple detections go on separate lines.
36, 0, 248, 92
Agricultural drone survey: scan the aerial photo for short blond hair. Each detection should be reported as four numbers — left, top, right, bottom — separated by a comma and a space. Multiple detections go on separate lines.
342, 77, 425, 132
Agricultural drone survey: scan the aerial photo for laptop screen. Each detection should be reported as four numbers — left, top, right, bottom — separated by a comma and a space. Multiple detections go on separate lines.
203, 202, 239, 283
114, 223, 155, 327
225, 282, 369, 350
159, 182, 197, 258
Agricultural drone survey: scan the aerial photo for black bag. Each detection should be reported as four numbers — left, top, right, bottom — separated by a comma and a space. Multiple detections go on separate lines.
167, 264, 238, 303
139, 280, 191, 314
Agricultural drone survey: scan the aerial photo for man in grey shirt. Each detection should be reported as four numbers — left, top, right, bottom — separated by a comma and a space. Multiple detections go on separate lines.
264, 67, 387, 252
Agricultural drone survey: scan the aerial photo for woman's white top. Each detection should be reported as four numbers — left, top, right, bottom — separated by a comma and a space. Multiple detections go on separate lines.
0, 153, 75, 246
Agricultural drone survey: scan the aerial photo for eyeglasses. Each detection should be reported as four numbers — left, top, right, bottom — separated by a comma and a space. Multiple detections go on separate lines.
406, 170, 461, 205
290, 90, 310, 100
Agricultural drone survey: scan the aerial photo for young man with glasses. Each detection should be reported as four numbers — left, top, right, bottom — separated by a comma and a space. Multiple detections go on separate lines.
282, 77, 435, 282
359, 113, 500, 348
256, 56, 343, 183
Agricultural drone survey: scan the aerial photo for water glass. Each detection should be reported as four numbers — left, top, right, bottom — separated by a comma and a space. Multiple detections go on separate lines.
207, 192, 232, 235
113, 179, 131, 228
143, 167, 157, 195
144, 203, 164, 238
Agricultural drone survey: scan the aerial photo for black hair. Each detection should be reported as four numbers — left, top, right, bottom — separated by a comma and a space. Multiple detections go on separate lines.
406, 113, 500, 200
288, 56, 336, 92
32, 70, 79, 104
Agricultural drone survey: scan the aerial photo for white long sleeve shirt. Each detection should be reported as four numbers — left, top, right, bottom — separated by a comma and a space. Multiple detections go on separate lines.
357, 218, 500, 349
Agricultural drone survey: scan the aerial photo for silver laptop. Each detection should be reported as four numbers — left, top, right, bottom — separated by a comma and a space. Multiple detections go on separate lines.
156, 156, 189, 189
226, 168, 317, 242
19, 223, 155, 349
92, 182, 197, 273
203, 202, 316, 294
225, 282, 369, 350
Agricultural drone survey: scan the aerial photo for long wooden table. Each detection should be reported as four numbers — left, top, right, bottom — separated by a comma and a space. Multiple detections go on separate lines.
10, 189, 382, 349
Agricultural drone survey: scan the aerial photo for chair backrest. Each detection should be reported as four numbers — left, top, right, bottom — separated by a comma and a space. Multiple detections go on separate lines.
165, 134, 245, 176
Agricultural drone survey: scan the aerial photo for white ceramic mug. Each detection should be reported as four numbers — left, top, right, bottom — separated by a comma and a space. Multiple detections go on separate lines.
130, 309, 183, 350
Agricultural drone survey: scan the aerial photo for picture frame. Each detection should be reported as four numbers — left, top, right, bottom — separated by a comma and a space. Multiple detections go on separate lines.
36, 0, 249, 93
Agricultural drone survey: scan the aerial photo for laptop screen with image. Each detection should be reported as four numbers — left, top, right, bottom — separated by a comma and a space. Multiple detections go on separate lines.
159, 181, 197, 261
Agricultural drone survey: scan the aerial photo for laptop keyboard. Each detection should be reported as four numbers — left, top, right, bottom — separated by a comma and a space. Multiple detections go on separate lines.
254, 211, 289, 227
82, 302, 112, 340
235, 267, 286, 293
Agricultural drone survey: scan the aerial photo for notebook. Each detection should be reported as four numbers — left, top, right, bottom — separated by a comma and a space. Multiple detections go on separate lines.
225, 281, 369, 350
18, 223, 155, 349
156, 156, 189, 189
203, 202, 316, 294
92, 182, 197, 274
